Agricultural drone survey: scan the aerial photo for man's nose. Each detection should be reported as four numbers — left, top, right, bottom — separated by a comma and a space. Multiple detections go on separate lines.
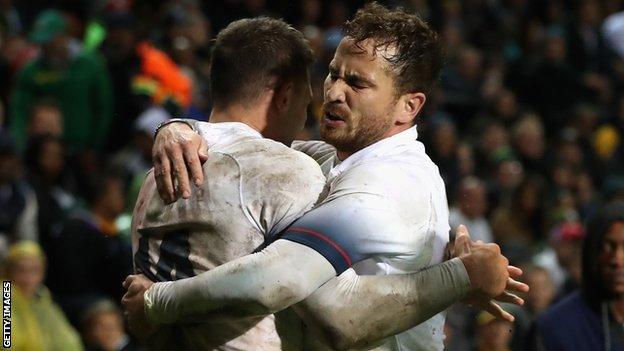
325, 80, 346, 103
611, 245, 624, 266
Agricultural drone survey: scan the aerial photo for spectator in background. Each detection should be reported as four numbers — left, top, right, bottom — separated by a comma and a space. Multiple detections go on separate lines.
23, 135, 76, 263
441, 46, 484, 127
100, 10, 145, 153
523, 264, 557, 318
46, 172, 131, 327
111, 106, 169, 184
512, 113, 547, 176
0, 130, 37, 254
9, 9, 113, 153
26, 99, 63, 139
534, 201, 624, 351
474, 311, 514, 351
110, 106, 170, 240
491, 175, 546, 262
6, 241, 83, 351
474, 121, 511, 180
550, 221, 586, 300
428, 116, 461, 195
81, 299, 142, 351
450, 176, 493, 243
526, 29, 587, 135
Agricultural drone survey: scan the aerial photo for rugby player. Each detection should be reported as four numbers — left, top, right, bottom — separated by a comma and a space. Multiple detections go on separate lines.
124, 4, 527, 350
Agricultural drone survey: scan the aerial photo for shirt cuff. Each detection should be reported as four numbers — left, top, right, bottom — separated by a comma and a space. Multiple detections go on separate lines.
144, 281, 176, 324
281, 227, 352, 275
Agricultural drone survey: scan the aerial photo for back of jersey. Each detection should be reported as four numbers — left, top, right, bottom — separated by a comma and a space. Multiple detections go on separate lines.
131, 122, 325, 350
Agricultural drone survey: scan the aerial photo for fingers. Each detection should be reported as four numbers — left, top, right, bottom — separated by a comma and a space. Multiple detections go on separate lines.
122, 275, 138, 289
198, 137, 209, 164
183, 142, 204, 188
508, 265, 523, 279
457, 224, 471, 238
155, 154, 175, 203
170, 146, 191, 199
494, 291, 524, 306
127, 282, 145, 296
507, 277, 530, 293
122, 276, 131, 289
484, 301, 515, 322
454, 224, 471, 255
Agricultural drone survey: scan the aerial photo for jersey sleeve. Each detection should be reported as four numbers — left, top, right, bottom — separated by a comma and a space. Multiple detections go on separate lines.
240, 146, 326, 239
291, 140, 337, 167
280, 165, 425, 275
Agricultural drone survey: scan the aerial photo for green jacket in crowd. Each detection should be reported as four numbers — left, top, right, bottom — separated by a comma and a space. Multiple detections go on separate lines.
10, 51, 113, 152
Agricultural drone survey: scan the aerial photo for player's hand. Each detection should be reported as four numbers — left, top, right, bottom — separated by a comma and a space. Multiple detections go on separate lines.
121, 274, 157, 341
153, 121, 208, 204
455, 225, 529, 321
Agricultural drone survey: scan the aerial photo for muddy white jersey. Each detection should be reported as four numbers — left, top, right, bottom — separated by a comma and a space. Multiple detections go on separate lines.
131, 122, 325, 351
290, 126, 450, 351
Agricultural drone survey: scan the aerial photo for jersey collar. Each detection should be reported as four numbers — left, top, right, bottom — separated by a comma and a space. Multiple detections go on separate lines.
328, 125, 419, 180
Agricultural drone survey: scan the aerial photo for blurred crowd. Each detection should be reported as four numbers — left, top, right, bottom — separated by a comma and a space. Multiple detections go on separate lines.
2, 0, 624, 350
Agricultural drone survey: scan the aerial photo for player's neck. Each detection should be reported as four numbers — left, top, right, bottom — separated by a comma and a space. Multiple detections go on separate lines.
210, 104, 268, 136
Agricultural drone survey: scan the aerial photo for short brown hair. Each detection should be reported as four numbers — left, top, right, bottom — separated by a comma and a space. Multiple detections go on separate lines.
344, 2, 443, 96
210, 17, 314, 108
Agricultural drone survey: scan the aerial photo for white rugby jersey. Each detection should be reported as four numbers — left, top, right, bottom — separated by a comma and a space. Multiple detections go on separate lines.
290, 125, 450, 351
131, 122, 325, 351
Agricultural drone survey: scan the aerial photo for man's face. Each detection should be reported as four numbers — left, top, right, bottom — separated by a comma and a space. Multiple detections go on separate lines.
101, 179, 126, 218
321, 37, 402, 154
459, 185, 487, 219
599, 221, 624, 296
87, 312, 125, 351
10, 257, 44, 299
279, 73, 313, 144
42, 35, 69, 66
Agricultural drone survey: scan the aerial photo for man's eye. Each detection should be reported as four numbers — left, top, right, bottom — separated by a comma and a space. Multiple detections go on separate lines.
603, 242, 616, 253
349, 81, 365, 89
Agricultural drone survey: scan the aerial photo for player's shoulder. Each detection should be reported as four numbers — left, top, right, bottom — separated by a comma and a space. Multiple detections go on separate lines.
339, 160, 423, 188
220, 138, 325, 189
330, 159, 435, 206
291, 140, 335, 156
228, 138, 321, 171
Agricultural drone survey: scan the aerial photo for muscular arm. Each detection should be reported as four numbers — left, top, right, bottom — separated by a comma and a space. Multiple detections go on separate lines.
145, 239, 336, 324
295, 258, 470, 350
146, 240, 476, 351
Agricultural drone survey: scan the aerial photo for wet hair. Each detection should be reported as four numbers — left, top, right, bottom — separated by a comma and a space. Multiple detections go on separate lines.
343, 2, 443, 96
210, 17, 314, 108
582, 201, 624, 307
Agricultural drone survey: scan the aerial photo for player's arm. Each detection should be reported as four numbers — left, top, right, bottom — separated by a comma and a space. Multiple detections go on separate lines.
138, 191, 400, 324
143, 238, 336, 323
151, 119, 325, 203
293, 227, 526, 350
152, 119, 208, 203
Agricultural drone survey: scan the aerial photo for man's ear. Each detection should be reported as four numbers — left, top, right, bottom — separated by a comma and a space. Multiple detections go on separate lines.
396, 92, 426, 124
272, 80, 295, 114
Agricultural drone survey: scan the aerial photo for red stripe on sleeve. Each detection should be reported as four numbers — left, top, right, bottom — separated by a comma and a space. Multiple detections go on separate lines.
287, 227, 352, 266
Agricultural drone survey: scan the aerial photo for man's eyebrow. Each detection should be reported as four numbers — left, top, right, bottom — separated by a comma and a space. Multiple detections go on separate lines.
345, 72, 374, 86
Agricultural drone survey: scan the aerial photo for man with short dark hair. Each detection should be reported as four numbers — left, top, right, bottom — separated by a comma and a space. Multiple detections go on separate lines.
124, 4, 527, 350
128, 17, 323, 350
